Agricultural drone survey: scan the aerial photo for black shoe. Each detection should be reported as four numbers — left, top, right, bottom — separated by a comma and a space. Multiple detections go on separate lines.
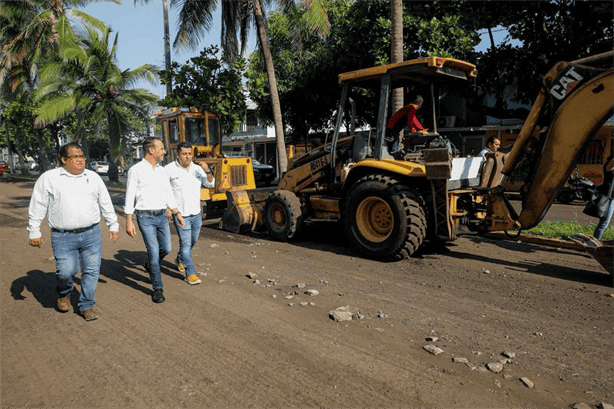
152, 289, 165, 303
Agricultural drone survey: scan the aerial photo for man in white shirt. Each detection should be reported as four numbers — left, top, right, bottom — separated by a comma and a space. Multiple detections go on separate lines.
28, 142, 119, 321
165, 142, 215, 285
478, 136, 501, 158
124, 137, 185, 303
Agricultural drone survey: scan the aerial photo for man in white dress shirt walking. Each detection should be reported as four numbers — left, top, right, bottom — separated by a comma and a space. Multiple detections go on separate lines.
124, 137, 185, 303
165, 141, 215, 285
28, 142, 119, 321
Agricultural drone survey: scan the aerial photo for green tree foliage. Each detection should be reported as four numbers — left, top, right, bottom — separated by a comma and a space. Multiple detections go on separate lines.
159, 46, 247, 136
246, 0, 479, 142
36, 25, 159, 181
0, 0, 116, 172
471, 1, 613, 107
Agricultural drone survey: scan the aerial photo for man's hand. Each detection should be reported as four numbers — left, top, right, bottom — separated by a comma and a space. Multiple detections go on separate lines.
29, 238, 44, 248
198, 161, 210, 173
166, 208, 173, 222
176, 213, 186, 227
109, 231, 119, 242
126, 217, 137, 238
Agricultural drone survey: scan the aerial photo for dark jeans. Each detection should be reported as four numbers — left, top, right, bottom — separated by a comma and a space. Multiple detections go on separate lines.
136, 213, 171, 289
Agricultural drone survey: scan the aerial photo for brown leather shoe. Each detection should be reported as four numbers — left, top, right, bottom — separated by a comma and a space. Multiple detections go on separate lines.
81, 309, 98, 321
57, 295, 70, 312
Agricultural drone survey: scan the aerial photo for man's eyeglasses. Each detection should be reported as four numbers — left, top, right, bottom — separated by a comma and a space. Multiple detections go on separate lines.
66, 155, 85, 160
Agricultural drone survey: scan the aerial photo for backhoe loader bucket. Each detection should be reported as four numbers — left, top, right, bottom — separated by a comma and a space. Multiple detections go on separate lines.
218, 188, 276, 234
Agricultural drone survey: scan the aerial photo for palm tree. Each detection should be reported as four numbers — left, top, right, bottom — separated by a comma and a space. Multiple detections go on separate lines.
0, 0, 115, 172
152, 0, 328, 174
36, 26, 160, 182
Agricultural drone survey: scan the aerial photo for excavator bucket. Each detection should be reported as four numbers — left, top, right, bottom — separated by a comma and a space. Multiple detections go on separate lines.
568, 234, 614, 275
218, 188, 276, 234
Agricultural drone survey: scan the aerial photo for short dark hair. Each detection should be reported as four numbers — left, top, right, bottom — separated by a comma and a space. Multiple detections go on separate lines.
177, 141, 192, 153
412, 95, 424, 105
143, 137, 160, 155
487, 135, 501, 145
59, 142, 83, 159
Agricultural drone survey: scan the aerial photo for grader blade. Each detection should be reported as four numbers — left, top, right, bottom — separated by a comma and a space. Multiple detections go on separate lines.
218, 188, 275, 234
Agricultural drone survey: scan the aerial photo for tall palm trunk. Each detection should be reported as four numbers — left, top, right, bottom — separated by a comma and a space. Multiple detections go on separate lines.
75, 108, 91, 166
253, 0, 287, 174
163, 0, 172, 96
391, 0, 403, 116
36, 128, 52, 172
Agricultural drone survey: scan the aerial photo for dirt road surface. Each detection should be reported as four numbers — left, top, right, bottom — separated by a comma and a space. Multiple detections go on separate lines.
1, 178, 612, 408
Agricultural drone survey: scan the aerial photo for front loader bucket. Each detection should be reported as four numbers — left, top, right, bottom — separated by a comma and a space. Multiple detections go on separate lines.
218, 188, 276, 234
569, 234, 614, 275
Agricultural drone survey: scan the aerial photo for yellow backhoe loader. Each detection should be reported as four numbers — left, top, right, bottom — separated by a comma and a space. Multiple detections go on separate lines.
219, 53, 613, 273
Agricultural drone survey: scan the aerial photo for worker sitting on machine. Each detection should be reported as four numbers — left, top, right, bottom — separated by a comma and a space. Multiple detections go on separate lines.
385, 95, 427, 155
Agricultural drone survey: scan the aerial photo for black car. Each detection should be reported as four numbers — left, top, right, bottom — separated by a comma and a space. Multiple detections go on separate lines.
252, 159, 275, 186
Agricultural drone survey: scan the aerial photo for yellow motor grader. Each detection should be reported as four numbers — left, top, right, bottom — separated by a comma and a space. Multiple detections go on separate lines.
220, 52, 613, 271
156, 107, 264, 219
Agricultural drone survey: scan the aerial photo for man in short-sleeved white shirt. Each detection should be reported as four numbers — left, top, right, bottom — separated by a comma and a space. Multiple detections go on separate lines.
165, 141, 214, 285
28, 142, 119, 321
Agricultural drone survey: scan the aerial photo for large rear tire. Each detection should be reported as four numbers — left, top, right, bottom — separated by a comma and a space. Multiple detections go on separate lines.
343, 174, 427, 261
264, 190, 303, 241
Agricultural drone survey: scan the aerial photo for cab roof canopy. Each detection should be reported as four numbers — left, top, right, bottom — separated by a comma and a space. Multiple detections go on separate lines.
338, 56, 477, 88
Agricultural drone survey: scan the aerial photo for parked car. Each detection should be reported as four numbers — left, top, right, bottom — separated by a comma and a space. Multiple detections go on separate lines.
252, 159, 275, 186
91, 161, 109, 175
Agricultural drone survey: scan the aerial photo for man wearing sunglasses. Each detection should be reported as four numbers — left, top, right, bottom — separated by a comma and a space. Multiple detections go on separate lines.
27, 142, 119, 321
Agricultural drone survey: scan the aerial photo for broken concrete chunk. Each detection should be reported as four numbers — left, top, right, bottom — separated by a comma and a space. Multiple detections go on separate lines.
502, 351, 516, 359
487, 362, 504, 373
520, 377, 534, 389
422, 345, 444, 355
329, 305, 359, 322
305, 289, 319, 296
452, 357, 468, 364
571, 402, 592, 409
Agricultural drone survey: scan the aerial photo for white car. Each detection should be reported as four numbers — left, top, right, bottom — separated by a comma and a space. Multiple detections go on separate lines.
91, 161, 109, 175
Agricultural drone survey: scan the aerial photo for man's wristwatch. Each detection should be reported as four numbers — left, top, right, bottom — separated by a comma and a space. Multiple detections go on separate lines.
205, 170, 212, 175
172, 210, 181, 216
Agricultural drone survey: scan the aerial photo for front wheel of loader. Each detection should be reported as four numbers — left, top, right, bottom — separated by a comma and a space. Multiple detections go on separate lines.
343, 174, 427, 261
264, 190, 303, 241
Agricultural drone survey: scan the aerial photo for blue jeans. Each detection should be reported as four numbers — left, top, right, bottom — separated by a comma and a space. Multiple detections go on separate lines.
136, 213, 171, 289
594, 198, 614, 240
173, 213, 202, 277
51, 224, 102, 311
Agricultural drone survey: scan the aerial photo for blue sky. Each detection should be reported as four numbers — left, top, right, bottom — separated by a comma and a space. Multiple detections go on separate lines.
79, 1, 506, 99
80, 1, 225, 98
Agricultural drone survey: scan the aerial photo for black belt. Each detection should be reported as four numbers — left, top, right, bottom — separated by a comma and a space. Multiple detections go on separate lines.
51, 224, 97, 234
135, 209, 165, 216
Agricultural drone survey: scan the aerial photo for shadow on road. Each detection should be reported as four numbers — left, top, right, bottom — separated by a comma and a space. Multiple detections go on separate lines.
9, 269, 88, 314
100, 250, 184, 297
429, 236, 613, 287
